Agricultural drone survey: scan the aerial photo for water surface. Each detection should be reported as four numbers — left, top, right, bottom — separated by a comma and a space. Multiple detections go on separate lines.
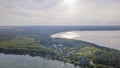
51, 30, 120, 50
0, 54, 80, 68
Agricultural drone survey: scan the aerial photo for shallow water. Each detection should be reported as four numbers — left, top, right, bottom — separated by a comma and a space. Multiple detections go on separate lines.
51, 30, 120, 50
0, 54, 80, 68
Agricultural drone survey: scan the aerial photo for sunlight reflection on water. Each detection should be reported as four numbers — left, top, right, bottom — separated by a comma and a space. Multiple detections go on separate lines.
51, 30, 120, 50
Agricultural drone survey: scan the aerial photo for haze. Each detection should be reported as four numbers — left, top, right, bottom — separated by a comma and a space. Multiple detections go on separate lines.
0, 0, 120, 26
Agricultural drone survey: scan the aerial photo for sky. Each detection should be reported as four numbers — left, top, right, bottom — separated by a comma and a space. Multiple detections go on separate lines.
0, 0, 120, 26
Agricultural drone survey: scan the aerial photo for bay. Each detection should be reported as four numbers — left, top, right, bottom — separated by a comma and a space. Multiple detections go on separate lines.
51, 30, 120, 50
0, 53, 80, 68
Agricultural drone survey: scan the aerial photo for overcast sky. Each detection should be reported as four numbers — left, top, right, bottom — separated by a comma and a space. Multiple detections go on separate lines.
0, 0, 120, 26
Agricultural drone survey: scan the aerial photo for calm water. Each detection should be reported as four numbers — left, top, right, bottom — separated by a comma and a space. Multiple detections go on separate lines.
0, 53, 80, 68
51, 30, 120, 50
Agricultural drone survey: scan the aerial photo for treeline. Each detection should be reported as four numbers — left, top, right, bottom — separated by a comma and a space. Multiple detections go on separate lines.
0, 36, 59, 59
91, 48, 120, 68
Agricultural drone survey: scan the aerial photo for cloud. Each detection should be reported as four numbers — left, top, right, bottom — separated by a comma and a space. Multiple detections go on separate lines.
0, 0, 120, 26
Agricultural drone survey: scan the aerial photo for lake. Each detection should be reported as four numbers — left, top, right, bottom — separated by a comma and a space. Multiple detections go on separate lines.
0, 53, 80, 68
51, 30, 120, 50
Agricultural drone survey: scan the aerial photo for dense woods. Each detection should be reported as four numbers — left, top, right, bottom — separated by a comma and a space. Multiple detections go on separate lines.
0, 36, 59, 59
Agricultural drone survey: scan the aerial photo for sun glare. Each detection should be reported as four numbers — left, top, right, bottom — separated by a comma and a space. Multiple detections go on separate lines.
61, 32, 79, 39
64, 0, 77, 7
62, 0, 78, 14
